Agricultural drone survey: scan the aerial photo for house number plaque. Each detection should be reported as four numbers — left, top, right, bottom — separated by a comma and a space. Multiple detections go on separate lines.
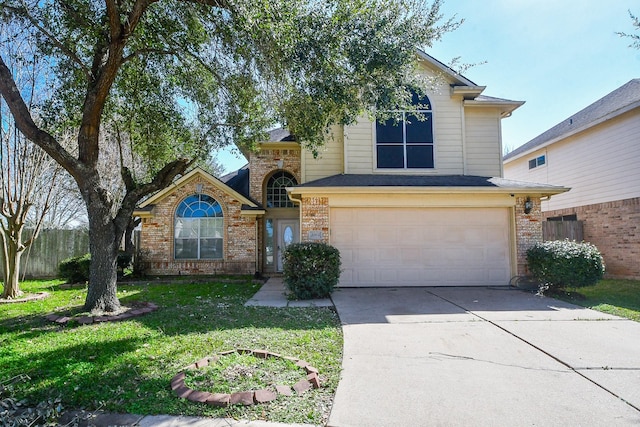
307, 230, 324, 241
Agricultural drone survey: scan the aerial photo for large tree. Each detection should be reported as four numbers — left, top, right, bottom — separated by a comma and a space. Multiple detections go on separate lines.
0, 0, 457, 313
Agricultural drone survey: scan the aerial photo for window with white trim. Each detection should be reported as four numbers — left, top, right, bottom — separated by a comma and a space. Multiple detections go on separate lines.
174, 194, 223, 259
528, 155, 546, 169
376, 93, 434, 169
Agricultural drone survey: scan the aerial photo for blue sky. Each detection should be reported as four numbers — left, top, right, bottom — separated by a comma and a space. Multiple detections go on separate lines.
217, 0, 639, 173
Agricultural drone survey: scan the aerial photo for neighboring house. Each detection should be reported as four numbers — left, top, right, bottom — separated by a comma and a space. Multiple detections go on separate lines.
134, 51, 568, 286
504, 79, 640, 279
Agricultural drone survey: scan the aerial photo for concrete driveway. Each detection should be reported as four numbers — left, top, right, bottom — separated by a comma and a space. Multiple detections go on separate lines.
328, 287, 640, 427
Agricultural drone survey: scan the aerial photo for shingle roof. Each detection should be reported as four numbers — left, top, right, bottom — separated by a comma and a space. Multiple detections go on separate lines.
220, 164, 250, 197
504, 79, 640, 161
294, 174, 566, 191
268, 127, 296, 142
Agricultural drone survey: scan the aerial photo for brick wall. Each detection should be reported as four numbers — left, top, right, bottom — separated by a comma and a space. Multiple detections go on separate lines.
300, 197, 330, 243
140, 175, 257, 275
248, 147, 301, 203
514, 196, 543, 276
543, 197, 640, 279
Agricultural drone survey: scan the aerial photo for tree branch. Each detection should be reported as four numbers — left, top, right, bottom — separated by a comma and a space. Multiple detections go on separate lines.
2, 4, 91, 78
114, 158, 193, 238
0, 56, 81, 177
121, 48, 177, 64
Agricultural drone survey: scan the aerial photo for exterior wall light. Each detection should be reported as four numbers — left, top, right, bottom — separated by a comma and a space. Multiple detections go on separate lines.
524, 197, 533, 214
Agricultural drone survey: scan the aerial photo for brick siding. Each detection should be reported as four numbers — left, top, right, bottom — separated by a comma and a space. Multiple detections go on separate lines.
248, 147, 301, 204
300, 197, 330, 243
544, 197, 640, 279
139, 175, 257, 275
514, 196, 543, 276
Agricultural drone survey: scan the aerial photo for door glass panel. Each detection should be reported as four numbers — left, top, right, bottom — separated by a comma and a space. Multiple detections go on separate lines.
283, 226, 293, 246
265, 219, 274, 267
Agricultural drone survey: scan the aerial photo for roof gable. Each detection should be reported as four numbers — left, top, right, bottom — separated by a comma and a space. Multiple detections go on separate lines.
504, 79, 640, 161
138, 167, 259, 209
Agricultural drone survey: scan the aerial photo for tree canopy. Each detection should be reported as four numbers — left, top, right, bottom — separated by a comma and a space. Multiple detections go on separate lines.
0, 0, 459, 312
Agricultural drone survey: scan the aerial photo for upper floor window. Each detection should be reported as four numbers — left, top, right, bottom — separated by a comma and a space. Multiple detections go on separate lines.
174, 194, 223, 259
266, 171, 297, 208
376, 92, 434, 169
528, 155, 546, 169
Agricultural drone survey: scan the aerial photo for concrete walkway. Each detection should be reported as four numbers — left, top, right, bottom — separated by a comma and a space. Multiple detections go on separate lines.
328, 286, 640, 427
245, 277, 333, 308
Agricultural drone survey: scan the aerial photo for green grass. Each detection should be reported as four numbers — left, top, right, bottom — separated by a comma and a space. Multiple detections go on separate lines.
0, 278, 343, 425
553, 279, 640, 321
184, 353, 303, 394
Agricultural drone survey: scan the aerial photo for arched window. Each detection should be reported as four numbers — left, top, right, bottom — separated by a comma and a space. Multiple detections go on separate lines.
174, 194, 223, 259
266, 171, 297, 208
376, 92, 434, 169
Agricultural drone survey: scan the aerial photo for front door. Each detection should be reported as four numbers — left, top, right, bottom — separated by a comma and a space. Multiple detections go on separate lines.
277, 219, 299, 271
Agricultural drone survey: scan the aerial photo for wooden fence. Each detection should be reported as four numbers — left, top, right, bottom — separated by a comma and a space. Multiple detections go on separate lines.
3, 229, 90, 279
542, 220, 584, 242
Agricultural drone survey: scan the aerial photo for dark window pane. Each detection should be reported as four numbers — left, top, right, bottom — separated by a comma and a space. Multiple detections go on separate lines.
266, 171, 298, 208
376, 118, 403, 144
410, 91, 431, 108
406, 145, 434, 168
528, 159, 537, 169
377, 145, 404, 168
200, 238, 223, 259
175, 239, 198, 259
405, 113, 433, 143
537, 155, 546, 166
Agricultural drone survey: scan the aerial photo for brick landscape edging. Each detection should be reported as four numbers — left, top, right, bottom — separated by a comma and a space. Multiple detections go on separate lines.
44, 302, 158, 325
171, 349, 321, 407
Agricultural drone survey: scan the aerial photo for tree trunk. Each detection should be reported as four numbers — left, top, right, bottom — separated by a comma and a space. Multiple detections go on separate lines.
83, 197, 122, 313
1, 235, 23, 300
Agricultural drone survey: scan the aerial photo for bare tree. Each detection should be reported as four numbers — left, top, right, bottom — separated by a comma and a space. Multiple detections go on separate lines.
0, 129, 60, 299
0, 21, 69, 298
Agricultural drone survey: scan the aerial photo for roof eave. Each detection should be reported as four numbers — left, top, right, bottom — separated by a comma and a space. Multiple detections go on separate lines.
464, 99, 526, 118
504, 101, 640, 163
288, 185, 569, 197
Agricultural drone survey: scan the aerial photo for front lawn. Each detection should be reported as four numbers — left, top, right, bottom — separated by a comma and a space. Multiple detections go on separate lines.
552, 279, 640, 321
0, 278, 342, 425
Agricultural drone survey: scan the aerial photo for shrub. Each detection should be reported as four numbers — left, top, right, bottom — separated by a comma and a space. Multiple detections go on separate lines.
132, 248, 150, 278
283, 242, 341, 300
526, 240, 605, 292
117, 250, 133, 272
58, 253, 91, 283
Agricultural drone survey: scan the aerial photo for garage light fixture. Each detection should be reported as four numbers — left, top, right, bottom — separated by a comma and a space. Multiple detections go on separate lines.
524, 197, 533, 214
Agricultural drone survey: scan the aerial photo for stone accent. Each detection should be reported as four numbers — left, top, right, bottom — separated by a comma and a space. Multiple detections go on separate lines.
139, 175, 257, 275
171, 349, 320, 406
292, 380, 312, 395
230, 391, 255, 406
543, 197, 640, 279
300, 197, 330, 243
254, 389, 278, 403
514, 196, 543, 276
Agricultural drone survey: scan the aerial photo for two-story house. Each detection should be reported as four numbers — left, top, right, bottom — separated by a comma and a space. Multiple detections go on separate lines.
504, 79, 640, 279
134, 51, 567, 286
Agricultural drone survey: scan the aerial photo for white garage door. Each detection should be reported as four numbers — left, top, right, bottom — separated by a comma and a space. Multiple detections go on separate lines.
331, 207, 511, 287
